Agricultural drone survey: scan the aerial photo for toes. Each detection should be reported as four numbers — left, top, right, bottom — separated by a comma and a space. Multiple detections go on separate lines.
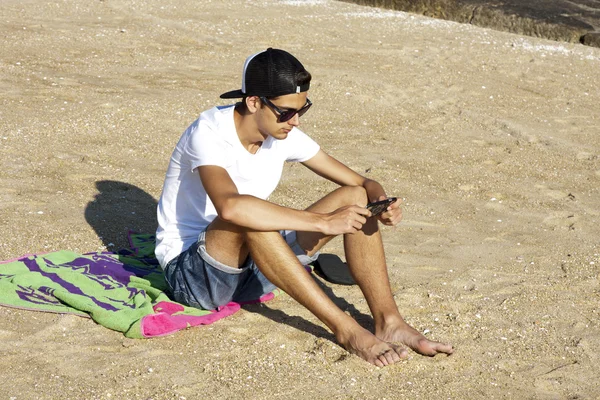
396, 346, 409, 359
377, 354, 389, 366
419, 339, 454, 356
389, 350, 401, 363
435, 342, 454, 355
378, 347, 406, 366
381, 351, 396, 365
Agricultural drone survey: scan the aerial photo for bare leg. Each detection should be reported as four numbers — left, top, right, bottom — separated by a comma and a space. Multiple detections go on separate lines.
205, 217, 249, 267
245, 229, 407, 367
204, 216, 406, 367
297, 186, 454, 357
344, 215, 454, 356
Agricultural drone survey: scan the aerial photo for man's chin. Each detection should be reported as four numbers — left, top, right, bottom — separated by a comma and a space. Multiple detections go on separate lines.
272, 130, 290, 140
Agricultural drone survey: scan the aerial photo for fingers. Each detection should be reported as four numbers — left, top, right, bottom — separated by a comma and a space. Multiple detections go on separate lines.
325, 206, 370, 235
349, 211, 367, 231
389, 197, 401, 209
351, 205, 370, 217
329, 200, 404, 234
378, 198, 403, 225
379, 209, 403, 226
343, 206, 367, 225
350, 218, 364, 231
344, 206, 369, 228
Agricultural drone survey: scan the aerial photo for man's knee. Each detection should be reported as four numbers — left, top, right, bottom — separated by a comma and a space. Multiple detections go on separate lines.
207, 216, 246, 235
205, 217, 250, 267
206, 217, 248, 249
243, 229, 283, 246
338, 185, 368, 206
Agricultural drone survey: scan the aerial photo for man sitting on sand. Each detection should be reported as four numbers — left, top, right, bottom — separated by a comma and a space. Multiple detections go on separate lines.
155, 48, 453, 367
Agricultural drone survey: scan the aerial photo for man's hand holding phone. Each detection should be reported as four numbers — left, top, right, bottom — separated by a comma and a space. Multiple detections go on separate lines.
367, 196, 402, 226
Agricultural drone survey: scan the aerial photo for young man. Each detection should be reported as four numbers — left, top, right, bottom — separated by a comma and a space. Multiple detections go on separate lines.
156, 48, 453, 367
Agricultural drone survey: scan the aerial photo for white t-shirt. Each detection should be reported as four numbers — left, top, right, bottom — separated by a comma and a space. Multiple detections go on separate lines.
155, 105, 320, 268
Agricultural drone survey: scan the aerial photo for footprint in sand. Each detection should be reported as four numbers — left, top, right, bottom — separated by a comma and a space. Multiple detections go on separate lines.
497, 119, 547, 145
576, 151, 597, 161
535, 184, 574, 201
542, 211, 579, 230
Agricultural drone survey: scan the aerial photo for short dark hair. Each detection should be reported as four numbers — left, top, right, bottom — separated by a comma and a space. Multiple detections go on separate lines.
295, 70, 312, 93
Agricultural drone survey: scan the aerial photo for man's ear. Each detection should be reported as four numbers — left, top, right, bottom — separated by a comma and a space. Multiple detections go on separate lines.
246, 96, 261, 114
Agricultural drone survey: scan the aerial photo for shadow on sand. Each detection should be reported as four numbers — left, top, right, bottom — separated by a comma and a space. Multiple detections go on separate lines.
85, 180, 158, 251
243, 274, 374, 345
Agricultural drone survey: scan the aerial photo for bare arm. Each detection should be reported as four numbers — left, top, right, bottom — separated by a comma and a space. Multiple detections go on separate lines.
198, 165, 369, 235
302, 150, 386, 201
302, 150, 402, 226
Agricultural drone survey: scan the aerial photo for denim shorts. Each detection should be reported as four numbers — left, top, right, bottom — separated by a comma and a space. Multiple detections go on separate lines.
163, 230, 319, 310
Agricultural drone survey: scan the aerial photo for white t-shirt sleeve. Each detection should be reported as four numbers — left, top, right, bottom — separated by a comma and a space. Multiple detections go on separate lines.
285, 128, 320, 162
184, 122, 230, 172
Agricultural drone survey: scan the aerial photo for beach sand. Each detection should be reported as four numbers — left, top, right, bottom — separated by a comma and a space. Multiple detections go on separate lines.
1, 0, 599, 398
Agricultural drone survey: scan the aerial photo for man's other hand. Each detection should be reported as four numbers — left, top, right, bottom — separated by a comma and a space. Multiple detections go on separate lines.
321, 205, 370, 235
375, 196, 402, 226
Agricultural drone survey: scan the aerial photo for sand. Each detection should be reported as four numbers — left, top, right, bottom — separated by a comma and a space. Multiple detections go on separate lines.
1, 0, 599, 399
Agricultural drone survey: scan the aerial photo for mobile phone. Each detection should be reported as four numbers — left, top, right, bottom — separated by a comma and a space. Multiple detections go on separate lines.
366, 197, 397, 216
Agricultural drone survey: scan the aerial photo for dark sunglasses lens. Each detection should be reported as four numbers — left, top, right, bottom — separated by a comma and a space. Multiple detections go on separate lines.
297, 103, 311, 117
278, 102, 311, 123
278, 110, 296, 123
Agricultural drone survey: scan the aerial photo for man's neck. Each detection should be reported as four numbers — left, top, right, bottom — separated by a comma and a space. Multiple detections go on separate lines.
234, 105, 265, 154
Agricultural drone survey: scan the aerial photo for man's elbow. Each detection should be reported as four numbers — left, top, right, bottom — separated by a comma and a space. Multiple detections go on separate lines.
217, 197, 240, 223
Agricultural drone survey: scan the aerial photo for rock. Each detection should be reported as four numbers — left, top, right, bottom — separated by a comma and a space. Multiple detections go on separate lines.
581, 31, 600, 47
340, 0, 600, 47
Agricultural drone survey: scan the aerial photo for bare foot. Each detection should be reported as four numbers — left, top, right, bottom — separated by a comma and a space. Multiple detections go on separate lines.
337, 325, 409, 367
376, 317, 454, 357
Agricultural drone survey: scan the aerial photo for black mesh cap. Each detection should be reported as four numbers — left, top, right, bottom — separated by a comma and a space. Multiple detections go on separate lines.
220, 48, 310, 99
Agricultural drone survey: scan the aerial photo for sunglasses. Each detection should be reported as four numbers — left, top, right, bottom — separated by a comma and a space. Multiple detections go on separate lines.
259, 96, 312, 123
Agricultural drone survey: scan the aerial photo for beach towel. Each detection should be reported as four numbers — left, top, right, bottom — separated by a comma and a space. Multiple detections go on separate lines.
0, 232, 280, 338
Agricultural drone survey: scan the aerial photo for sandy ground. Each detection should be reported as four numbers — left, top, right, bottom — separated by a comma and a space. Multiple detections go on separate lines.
1, 0, 599, 399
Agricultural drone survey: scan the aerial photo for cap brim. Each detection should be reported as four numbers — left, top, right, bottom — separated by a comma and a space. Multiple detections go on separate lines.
219, 89, 246, 99
313, 254, 356, 286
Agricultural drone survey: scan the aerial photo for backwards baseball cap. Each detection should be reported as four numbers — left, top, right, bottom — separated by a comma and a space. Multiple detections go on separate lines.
220, 48, 310, 99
